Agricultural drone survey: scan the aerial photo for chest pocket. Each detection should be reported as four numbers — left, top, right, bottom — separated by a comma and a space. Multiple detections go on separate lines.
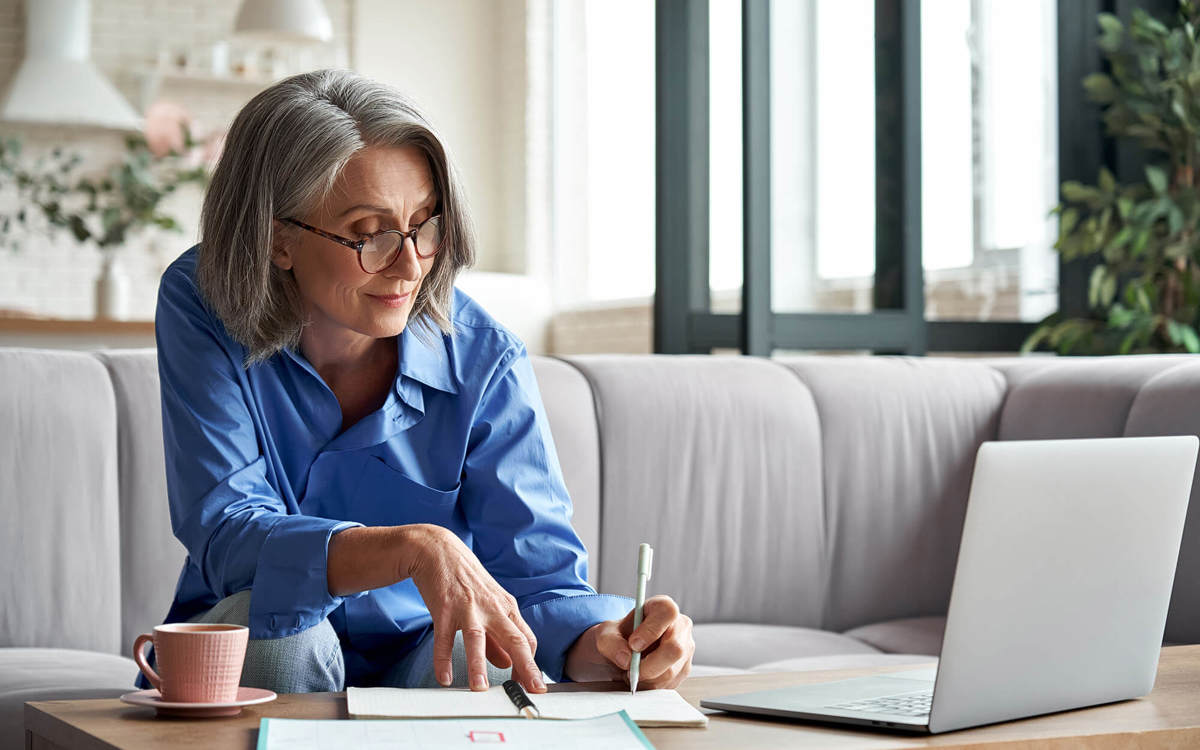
354, 455, 462, 527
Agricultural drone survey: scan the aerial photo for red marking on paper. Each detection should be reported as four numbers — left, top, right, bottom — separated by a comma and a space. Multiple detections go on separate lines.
468, 730, 506, 743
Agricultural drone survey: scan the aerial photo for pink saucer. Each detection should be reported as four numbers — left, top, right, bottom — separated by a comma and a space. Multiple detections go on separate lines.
120, 687, 277, 717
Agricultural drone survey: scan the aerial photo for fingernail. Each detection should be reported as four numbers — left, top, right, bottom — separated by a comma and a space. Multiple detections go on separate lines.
438, 669, 451, 686
534, 676, 546, 691
620, 650, 632, 668
630, 637, 644, 651
472, 675, 487, 690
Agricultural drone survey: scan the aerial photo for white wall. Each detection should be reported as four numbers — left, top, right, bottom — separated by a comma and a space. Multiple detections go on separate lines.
353, 0, 528, 276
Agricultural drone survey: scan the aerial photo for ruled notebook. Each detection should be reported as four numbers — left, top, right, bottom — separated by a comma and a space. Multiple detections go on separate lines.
347, 686, 709, 728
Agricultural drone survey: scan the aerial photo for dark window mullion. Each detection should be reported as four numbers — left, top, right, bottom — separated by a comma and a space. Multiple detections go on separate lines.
742, 0, 772, 355
655, 0, 710, 354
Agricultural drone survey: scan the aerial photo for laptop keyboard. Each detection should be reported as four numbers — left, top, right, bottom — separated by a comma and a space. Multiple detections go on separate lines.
826, 689, 933, 717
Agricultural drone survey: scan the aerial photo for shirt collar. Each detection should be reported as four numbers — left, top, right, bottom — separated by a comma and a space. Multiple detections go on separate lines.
397, 323, 459, 395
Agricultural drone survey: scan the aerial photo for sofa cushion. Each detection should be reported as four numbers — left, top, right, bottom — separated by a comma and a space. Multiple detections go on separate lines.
1123, 359, 1200, 644
842, 616, 946, 656
692, 623, 880, 670
0, 349, 122, 654
996, 355, 1192, 441
95, 350, 186, 655
0, 648, 137, 749
567, 355, 826, 627
750, 653, 937, 673
778, 357, 1007, 634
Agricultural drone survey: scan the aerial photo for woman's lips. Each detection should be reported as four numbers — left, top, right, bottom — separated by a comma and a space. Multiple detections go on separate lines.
367, 292, 411, 308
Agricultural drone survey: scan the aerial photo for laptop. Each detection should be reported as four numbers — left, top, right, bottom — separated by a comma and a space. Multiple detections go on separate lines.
701, 435, 1198, 734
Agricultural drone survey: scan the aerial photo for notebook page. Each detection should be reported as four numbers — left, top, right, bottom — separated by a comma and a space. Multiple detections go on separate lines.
538, 689, 707, 727
349, 687, 516, 719
347, 686, 707, 727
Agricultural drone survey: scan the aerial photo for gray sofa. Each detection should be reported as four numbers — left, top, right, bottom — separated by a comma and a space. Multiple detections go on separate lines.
4, 348, 1200, 746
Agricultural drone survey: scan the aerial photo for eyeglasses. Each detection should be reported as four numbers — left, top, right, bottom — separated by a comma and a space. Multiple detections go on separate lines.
282, 215, 444, 274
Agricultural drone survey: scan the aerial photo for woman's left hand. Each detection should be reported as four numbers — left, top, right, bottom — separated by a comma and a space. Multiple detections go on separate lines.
564, 595, 695, 688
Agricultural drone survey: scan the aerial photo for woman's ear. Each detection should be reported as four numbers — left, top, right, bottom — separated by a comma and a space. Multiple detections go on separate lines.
270, 219, 294, 270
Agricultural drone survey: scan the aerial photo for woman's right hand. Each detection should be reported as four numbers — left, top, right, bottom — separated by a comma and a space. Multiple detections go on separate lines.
401, 523, 545, 693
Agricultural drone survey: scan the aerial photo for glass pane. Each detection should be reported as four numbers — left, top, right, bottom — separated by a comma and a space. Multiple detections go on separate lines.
769, 0, 877, 314
709, 0, 743, 313
583, 0, 656, 302
921, 0, 1059, 321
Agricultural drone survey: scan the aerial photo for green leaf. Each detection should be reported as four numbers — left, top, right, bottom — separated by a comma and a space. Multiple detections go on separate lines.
1109, 303, 1136, 328
1099, 167, 1118, 194
68, 215, 89, 242
1183, 323, 1200, 352
1063, 181, 1105, 204
1084, 73, 1119, 103
1165, 239, 1193, 259
1147, 164, 1170, 195
1098, 12, 1124, 53
1131, 227, 1152, 257
1135, 284, 1154, 312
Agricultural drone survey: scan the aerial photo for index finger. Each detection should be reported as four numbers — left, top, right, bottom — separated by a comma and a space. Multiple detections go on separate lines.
629, 596, 680, 651
491, 615, 545, 693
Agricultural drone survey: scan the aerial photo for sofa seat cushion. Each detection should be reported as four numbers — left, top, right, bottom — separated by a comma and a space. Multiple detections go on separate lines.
842, 616, 946, 656
750, 653, 938, 673
0, 648, 138, 748
693, 623, 881, 670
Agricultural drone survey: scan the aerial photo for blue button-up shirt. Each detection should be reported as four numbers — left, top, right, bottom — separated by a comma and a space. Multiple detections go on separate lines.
154, 246, 630, 685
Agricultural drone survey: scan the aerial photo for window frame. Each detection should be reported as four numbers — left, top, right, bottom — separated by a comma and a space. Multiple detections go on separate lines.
654, 0, 1141, 355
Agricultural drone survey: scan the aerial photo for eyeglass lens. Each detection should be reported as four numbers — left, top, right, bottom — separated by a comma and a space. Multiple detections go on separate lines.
361, 217, 443, 272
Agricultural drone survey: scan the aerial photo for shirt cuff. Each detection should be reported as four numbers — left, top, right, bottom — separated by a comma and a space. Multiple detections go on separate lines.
248, 516, 365, 639
519, 592, 634, 682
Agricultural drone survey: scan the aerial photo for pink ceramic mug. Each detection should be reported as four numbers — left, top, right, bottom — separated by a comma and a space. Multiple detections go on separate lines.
133, 623, 249, 703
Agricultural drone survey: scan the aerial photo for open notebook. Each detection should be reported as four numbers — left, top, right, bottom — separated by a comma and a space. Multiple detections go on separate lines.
347, 686, 708, 728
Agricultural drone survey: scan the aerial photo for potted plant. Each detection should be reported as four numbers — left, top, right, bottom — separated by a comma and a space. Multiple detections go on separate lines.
0, 105, 211, 319
1024, 1, 1200, 354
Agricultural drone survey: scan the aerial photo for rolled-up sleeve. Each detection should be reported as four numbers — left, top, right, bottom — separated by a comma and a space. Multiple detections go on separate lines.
156, 266, 361, 638
459, 344, 632, 681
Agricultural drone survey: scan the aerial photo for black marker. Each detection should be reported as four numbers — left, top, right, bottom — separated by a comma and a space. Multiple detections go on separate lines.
502, 679, 541, 719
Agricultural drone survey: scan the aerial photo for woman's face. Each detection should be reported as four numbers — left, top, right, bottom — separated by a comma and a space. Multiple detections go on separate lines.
272, 144, 440, 343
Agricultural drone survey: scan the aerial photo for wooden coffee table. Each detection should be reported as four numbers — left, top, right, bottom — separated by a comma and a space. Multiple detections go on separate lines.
26, 645, 1200, 749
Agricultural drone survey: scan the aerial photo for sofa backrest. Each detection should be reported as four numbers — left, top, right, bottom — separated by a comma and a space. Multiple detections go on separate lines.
564, 355, 828, 627
94, 350, 186, 654
987, 355, 1200, 644
775, 357, 1007, 633
0, 349, 122, 654
4, 347, 1200, 653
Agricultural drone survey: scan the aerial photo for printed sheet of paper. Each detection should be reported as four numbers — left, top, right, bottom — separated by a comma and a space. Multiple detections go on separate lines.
347, 686, 708, 728
256, 713, 654, 750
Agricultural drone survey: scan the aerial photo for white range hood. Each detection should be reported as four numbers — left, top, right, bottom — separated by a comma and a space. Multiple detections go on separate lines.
1, 0, 142, 131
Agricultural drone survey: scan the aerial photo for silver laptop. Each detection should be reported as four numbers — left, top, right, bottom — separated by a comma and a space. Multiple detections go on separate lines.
701, 436, 1198, 734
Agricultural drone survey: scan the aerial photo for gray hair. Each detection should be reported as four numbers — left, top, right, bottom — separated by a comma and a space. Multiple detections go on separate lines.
196, 68, 475, 366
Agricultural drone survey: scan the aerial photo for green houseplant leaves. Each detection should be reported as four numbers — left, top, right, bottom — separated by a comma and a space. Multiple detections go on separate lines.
0, 129, 208, 256
1025, 1, 1200, 354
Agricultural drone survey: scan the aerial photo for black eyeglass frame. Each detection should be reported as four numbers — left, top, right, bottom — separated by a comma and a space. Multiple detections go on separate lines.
281, 215, 443, 274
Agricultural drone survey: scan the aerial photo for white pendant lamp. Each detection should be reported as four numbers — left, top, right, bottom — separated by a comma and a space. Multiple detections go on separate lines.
1, 0, 141, 131
234, 0, 334, 44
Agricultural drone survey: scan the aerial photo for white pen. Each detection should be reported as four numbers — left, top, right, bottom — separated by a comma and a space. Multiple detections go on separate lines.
629, 542, 653, 694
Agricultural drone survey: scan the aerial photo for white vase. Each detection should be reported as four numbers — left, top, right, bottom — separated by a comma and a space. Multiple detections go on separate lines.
95, 252, 131, 320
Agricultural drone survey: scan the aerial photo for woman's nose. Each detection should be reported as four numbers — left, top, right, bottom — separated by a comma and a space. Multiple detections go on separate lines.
385, 236, 423, 282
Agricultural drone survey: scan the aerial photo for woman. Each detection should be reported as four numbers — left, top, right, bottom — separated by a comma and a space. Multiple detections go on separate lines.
151, 69, 694, 693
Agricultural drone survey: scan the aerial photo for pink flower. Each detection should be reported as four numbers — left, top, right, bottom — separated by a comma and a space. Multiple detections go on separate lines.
144, 100, 193, 158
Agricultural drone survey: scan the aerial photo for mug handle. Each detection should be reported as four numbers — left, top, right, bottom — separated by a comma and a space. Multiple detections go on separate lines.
132, 633, 162, 691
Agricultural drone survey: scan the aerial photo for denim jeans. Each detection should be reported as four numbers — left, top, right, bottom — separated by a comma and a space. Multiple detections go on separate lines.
188, 590, 514, 691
